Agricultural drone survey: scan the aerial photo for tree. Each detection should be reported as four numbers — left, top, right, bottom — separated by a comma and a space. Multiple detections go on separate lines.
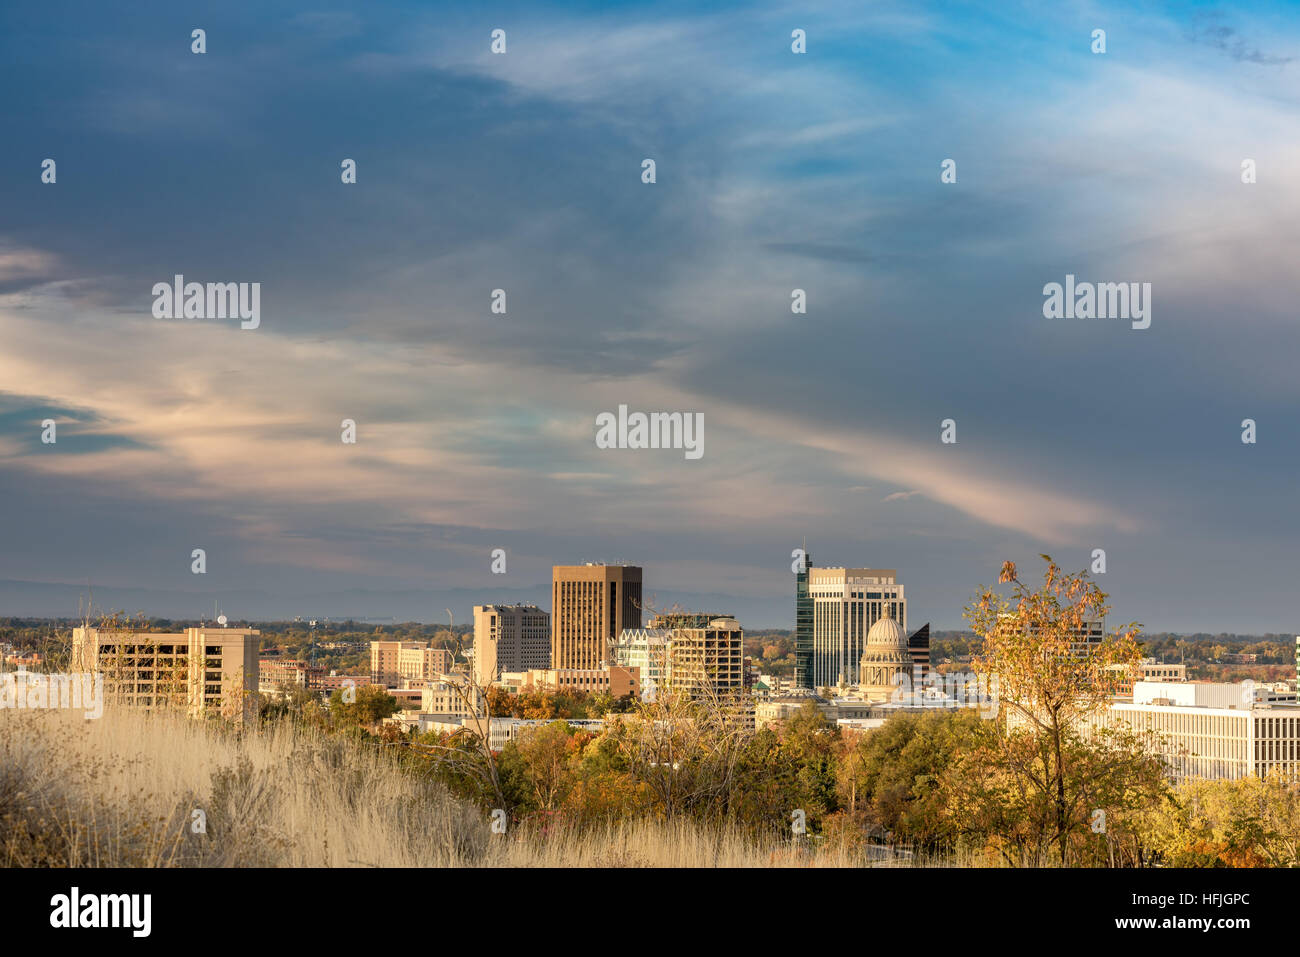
604, 685, 753, 823
943, 720, 1166, 866
1142, 773, 1300, 867
780, 700, 840, 823
509, 721, 582, 811
963, 556, 1152, 865
329, 685, 398, 729
837, 710, 995, 849
407, 629, 509, 814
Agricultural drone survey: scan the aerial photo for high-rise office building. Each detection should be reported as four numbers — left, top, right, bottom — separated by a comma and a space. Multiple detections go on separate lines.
551, 563, 642, 670
801, 564, 906, 692
473, 604, 551, 687
795, 552, 813, 689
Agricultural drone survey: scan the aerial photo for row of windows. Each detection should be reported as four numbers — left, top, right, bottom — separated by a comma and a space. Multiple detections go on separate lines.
1257, 717, 1300, 738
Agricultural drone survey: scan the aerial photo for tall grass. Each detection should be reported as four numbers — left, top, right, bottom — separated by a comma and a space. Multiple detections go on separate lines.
0, 705, 936, 867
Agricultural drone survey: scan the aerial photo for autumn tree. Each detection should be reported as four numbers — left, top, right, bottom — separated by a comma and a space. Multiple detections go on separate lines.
1141, 772, 1300, 867
963, 556, 1154, 865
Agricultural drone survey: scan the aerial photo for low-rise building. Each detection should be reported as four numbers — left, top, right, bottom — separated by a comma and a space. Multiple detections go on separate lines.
2, 651, 43, 670
1106, 658, 1188, 697
499, 666, 639, 699
757, 686, 980, 730
389, 688, 424, 710
258, 657, 323, 696
754, 673, 798, 698
317, 672, 374, 693
370, 639, 454, 688
420, 673, 484, 718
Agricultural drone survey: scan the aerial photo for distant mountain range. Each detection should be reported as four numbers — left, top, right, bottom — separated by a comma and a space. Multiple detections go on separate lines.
0, 578, 796, 629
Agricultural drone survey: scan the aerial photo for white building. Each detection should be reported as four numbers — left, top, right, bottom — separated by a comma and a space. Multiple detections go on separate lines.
1090, 681, 1300, 782
386, 712, 476, 736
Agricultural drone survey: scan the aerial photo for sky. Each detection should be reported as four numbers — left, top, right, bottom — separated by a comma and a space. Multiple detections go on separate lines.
1, 0, 1299, 631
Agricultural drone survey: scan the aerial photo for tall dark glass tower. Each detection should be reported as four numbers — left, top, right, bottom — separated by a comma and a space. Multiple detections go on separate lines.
795, 550, 813, 690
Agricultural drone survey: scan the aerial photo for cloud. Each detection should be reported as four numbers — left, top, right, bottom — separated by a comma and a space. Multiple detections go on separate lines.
2, 0, 1299, 629
0, 244, 60, 283
883, 490, 922, 502
1187, 12, 1295, 65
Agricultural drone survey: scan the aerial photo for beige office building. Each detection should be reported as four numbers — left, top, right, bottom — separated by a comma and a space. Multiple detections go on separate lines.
370, 640, 453, 687
473, 604, 550, 687
551, 564, 642, 670
72, 626, 259, 722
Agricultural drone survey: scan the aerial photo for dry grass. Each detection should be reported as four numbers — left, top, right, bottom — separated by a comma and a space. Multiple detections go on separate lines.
0, 705, 933, 867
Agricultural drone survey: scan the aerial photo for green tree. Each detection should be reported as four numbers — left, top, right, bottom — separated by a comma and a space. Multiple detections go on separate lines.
838, 709, 995, 848
329, 685, 398, 729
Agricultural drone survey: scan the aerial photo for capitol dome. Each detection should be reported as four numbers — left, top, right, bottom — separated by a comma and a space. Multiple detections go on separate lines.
866, 615, 907, 650
859, 613, 912, 701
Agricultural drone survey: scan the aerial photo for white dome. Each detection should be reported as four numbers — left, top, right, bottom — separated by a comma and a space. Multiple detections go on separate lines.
866, 616, 907, 649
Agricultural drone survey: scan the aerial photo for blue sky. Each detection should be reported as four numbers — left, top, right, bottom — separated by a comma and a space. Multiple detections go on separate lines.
1, 0, 1299, 630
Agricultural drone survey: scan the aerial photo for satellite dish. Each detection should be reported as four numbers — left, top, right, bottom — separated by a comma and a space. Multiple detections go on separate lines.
217, 615, 228, 626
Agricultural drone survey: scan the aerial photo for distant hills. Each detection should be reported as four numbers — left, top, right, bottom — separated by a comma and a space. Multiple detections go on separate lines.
0, 578, 795, 629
